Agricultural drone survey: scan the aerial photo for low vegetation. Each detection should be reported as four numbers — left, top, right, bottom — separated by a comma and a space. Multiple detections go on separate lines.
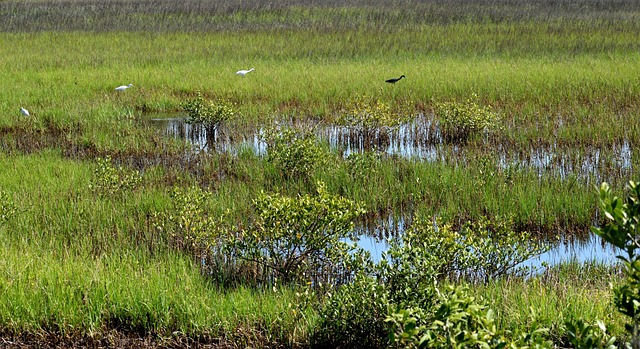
1, 0, 638, 347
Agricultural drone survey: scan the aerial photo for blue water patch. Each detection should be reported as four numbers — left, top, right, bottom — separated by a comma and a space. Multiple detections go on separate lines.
350, 232, 621, 274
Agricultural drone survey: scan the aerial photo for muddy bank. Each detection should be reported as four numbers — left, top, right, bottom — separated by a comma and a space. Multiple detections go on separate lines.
0, 330, 287, 349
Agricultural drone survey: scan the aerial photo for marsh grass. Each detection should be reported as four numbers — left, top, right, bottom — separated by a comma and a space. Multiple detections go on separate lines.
471, 260, 625, 344
0, 152, 313, 344
1, 0, 639, 345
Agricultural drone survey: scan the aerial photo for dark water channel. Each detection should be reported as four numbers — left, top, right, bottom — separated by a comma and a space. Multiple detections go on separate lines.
147, 114, 629, 269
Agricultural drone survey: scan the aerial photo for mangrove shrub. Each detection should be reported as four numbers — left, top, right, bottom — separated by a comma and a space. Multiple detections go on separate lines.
227, 181, 366, 284
263, 127, 328, 181
434, 95, 500, 143
593, 181, 640, 347
89, 156, 141, 198
337, 94, 412, 147
180, 92, 235, 133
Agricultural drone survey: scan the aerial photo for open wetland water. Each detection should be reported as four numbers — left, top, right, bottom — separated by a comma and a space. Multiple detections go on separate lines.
148, 113, 628, 270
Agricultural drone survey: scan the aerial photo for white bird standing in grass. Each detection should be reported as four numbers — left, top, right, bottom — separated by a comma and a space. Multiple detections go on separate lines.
20, 107, 30, 116
115, 83, 134, 91
236, 68, 254, 77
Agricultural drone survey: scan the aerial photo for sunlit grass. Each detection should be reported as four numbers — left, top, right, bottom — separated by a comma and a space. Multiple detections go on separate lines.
471, 260, 625, 343
1, 0, 639, 345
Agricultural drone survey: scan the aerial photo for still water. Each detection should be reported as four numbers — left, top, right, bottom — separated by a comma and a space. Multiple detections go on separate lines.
147, 115, 626, 268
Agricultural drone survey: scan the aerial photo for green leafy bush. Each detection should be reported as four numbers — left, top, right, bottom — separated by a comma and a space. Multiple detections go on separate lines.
564, 319, 617, 349
400, 216, 548, 284
592, 180, 640, 347
315, 215, 550, 349
154, 185, 252, 285
89, 156, 141, 198
180, 92, 235, 132
456, 216, 549, 282
378, 218, 444, 310
346, 150, 383, 182
434, 94, 500, 142
164, 186, 219, 253
313, 273, 390, 348
263, 127, 328, 181
387, 285, 553, 349
227, 181, 366, 284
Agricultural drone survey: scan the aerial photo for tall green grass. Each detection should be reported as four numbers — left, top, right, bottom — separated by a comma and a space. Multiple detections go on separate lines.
1, 0, 638, 345
0, 151, 312, 343
3, 30, 639, 149
471, 260, 625, 343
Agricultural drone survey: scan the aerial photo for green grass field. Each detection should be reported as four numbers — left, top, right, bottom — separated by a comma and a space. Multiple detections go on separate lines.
1, 0, 638, 346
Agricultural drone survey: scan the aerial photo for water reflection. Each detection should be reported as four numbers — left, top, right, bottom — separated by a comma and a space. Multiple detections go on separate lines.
149, 116, 267, 154
147, 114, 629, 269
352, 229, 620, 272
148, 115, 633, 186
523, 234, 620, 268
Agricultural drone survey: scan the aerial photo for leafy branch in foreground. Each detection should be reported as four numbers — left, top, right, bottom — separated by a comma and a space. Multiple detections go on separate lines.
592, 180, 640, 348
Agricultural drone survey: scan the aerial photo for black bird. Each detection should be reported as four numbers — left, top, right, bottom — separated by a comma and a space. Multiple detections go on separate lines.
385, 75, 405, 84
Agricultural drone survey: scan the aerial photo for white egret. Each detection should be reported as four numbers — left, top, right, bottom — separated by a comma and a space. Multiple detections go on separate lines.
385, 75, 406, 84
20, 107, 30, 116
236, 68, 255, 77
115, 84, 134, 91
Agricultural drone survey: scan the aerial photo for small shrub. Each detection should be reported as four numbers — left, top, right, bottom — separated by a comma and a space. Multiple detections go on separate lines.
226, 181, 366, 284
434, 94, 500, 142
164, 186, 219, 253
262, 127, 328, 181
313, 215, 549, 349
314, 213, 551, 349
313, 273, 390, 349
89, 156, 141, 198
398, 216, 548, 284
313, 216, 445, 349
387, 285, 553, 349
346, 150, 383, 182
378, 218, 445, 310
155, 185, 253, 285
456, 216, 550, 282
180, 92, 235, 133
